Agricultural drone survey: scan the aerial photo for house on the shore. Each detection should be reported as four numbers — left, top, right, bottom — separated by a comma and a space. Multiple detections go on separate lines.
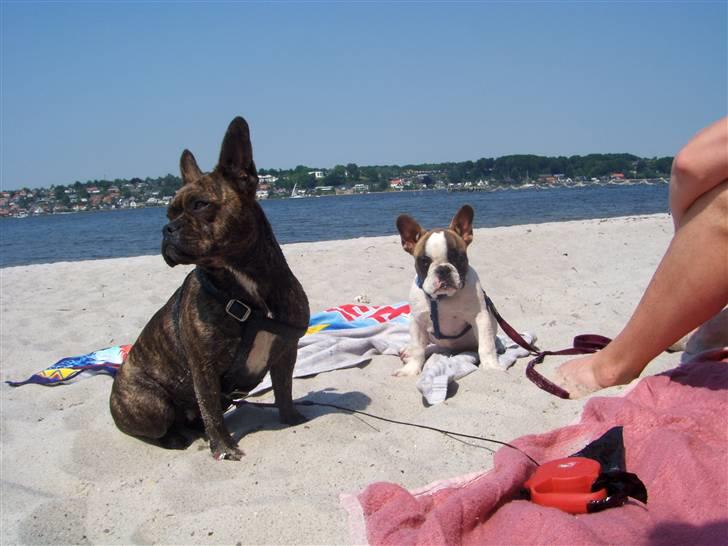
118, 198, 138, 209
537, 174, 558, 184
256, 183, 271, 200
390, 178, 405, 190
259, 174, 278, 185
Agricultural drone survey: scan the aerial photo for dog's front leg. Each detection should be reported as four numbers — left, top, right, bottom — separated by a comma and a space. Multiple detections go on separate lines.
395, 318, 429, 376
189, 359, 243, 460
474, 311, 502, 370
270, 342, 307, 426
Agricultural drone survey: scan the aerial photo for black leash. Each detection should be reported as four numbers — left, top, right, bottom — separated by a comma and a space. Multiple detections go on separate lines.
233, 398, 541, 466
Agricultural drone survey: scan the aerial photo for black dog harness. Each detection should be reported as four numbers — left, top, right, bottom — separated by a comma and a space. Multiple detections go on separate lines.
172, 268, 308, 388
417, 275, 473, 340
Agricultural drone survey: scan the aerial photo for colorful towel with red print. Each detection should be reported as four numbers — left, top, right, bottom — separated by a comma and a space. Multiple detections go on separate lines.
6, 344, 132, 387
6, 303, 411, 388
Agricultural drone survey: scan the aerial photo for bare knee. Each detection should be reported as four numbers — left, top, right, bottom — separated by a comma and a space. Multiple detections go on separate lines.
704, 180, 728, 234
681, 179, 728, 235
669, 117, 728, 226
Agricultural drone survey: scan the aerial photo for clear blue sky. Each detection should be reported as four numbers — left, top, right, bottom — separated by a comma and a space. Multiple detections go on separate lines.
1, 1, 726, 190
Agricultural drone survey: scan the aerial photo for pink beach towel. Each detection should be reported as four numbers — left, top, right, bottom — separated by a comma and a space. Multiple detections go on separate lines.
344, 348, 728, 545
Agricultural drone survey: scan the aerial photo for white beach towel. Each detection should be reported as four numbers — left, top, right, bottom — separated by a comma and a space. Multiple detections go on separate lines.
249, 310, 535, 405
249, 320, 410, 394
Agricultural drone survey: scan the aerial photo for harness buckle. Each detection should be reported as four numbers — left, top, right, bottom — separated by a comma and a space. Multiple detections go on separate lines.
225, 299, 252, 322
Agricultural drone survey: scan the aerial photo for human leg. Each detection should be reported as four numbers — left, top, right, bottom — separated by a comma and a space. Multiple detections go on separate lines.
670, 117, 728, 228
557, 180, 728, 397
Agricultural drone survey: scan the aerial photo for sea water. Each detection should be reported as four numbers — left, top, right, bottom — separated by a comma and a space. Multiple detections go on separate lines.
0, 184, 668, 268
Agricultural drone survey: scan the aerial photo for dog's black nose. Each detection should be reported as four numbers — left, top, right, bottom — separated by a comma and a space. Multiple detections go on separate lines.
435, 265, 451, 278
163, 223, 179, 236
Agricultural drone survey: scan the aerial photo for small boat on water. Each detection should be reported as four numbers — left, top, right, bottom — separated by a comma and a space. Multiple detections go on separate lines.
290, 183, 306, 199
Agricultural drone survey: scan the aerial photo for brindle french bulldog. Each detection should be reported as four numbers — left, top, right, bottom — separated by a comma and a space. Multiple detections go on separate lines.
110, 117, 310, 460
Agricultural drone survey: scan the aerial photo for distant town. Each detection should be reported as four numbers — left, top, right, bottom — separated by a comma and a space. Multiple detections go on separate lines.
0, 153, 672, 218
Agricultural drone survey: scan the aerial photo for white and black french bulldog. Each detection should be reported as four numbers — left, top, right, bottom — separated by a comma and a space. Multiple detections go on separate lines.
394, 205, 502, 376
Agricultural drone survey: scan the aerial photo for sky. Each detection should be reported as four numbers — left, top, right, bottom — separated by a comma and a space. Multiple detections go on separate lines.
1, 1, 726, 190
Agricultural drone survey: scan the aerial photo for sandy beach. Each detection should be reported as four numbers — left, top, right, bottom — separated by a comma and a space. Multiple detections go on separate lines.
0, 214, 681, 545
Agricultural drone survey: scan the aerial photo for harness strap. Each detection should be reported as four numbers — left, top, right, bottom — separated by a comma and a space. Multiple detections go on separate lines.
484, 295, 611, 399
419, 275, 473, 341
195, 268, 308, 390
429, 298, 473, 340
196, 268, 307, 339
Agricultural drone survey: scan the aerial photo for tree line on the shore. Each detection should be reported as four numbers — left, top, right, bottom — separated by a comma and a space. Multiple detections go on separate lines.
263, 152, 672, 192
19, 152, 674, 198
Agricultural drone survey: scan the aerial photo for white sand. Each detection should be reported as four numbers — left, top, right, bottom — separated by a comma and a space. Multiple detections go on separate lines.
0, 214, 680, 545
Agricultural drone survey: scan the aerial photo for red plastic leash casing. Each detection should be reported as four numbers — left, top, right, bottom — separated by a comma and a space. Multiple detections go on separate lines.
524, 457, 607, 514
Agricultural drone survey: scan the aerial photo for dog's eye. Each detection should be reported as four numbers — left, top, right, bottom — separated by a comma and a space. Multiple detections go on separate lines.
419, 256, 432, 269
192, 200, 209, 211
167, 205, 181, 219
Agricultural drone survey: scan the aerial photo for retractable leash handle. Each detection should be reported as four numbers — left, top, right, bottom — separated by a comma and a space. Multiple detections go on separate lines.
523, 457, 607, 514
523, 426, 649, 514
483, 294, 611, 399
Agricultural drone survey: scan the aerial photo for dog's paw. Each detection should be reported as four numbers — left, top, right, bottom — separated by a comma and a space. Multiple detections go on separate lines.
210, 436, 244, 461
481, 355, 504, 371
212, 445, 244, 461
393, 363, 421, 377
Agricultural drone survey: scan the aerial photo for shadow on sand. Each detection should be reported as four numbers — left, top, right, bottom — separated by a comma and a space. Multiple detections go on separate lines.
225, 388, 373, 442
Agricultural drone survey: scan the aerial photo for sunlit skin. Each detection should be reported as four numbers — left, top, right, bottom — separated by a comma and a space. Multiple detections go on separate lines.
557, 118, 728, 398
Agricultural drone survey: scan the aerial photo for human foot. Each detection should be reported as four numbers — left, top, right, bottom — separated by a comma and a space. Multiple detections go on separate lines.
555, 355, 604, 399
556, 350, 644, 399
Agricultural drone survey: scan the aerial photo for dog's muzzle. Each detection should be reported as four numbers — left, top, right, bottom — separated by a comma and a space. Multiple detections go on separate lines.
434, 264, 462, 290
423, 266, 461, 298
161, 222, 184, 266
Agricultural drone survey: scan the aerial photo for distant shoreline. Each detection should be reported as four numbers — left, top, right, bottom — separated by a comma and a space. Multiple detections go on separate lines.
1, 183, 670, 268
1, 178, 668, 220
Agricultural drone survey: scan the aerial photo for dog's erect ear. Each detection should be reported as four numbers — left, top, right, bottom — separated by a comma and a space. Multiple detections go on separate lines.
180, 149, 203, 185
216, 116, 258, 198
396, 214, 425, 255
449, 205, 474, 246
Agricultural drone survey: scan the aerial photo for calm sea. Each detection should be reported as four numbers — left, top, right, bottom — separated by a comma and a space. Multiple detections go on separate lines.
0, 184, 669, 268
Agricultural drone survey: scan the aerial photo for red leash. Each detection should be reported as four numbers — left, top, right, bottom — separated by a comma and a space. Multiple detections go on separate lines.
484, 295, 611, 399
